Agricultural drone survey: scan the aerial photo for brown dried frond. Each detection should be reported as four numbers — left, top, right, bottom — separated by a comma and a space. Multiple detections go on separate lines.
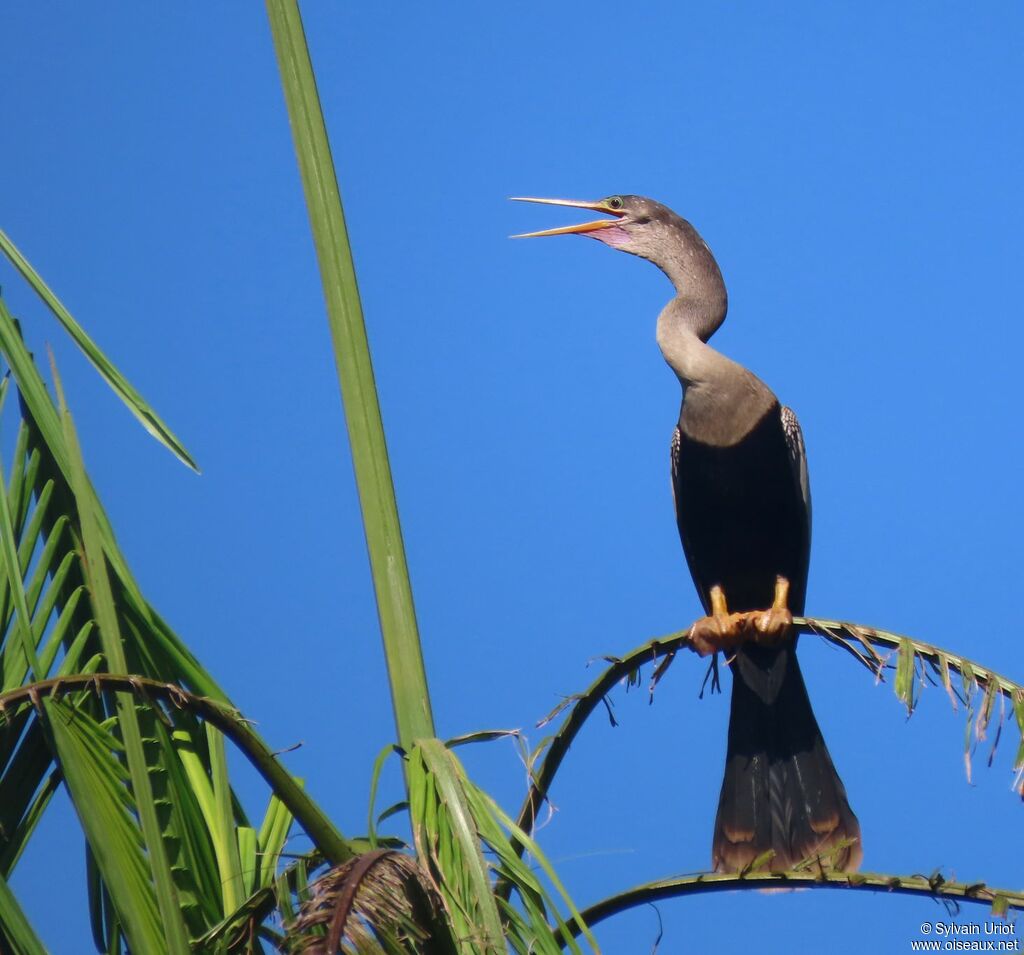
285, 850, 452, 955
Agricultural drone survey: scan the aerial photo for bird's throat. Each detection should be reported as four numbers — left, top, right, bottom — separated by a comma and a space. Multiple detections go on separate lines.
584, 225, 631, 249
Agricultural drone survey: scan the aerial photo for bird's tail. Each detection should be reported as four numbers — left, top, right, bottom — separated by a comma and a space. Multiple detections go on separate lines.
712, 641, 862, 873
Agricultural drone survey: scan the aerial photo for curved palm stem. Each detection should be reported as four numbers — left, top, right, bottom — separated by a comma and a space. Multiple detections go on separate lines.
0, 674, 353, 866
512, 617, 1024, 856
555, 869, 1024, 947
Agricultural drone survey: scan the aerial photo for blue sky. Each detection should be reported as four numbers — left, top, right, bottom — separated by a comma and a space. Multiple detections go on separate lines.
3, 3, 1023, 952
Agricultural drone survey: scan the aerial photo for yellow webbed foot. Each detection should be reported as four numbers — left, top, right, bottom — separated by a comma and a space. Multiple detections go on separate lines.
750, 576, 794, 646
689, 585, 748, 656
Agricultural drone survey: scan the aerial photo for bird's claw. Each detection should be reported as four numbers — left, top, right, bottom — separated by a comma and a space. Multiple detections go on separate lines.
689, 608, 794, 655
690, 579, 795, 655
749, 606, 794, 646
689, 612, 749, 657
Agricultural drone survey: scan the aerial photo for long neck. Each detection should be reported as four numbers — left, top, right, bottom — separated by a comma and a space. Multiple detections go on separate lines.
653, 234, 729, 385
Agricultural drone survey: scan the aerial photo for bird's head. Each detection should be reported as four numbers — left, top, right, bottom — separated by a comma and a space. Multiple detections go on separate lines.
511, 193, 727, 332
511, 194, 693, 267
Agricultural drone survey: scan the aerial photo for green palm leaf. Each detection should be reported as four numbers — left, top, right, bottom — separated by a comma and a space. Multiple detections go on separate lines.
45, 697, 166, 952
0, 229, 197, 471
0, 869, 47, 955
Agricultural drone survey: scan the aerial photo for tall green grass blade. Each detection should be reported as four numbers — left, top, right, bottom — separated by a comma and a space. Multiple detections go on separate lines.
265, 0, 434, 750
0, 232, 198, 471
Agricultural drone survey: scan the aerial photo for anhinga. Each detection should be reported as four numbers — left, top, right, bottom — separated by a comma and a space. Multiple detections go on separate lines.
513, 195, 861, 872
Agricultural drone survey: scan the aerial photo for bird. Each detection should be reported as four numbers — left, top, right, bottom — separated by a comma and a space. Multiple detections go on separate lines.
512, 195, 861, 873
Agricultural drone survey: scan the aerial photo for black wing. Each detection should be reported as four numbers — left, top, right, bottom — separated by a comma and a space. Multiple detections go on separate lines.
780, 405, 811, 539
669, 403, 812, 614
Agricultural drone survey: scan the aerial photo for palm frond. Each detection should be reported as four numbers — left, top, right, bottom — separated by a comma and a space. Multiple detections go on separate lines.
559, 869, 1024, 947
51, 353, 192, 952
0, 229, 197, 470
408, 739, 599, 955
0, 868, 47, 954
264, 0, 434, 753
798, 617, 1024, 791
513, 616, 1024, 853
285, 850, 451, 955
45, 696, 168, 952
0, 290, 346, 945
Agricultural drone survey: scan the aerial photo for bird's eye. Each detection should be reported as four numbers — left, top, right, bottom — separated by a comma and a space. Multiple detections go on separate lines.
606, 196, 624, 210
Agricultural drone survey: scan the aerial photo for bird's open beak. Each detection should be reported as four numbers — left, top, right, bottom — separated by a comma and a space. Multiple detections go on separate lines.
509, 197, 626, 238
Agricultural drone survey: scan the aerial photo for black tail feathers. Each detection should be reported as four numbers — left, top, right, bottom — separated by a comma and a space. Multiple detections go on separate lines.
712, 641, 861, 873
